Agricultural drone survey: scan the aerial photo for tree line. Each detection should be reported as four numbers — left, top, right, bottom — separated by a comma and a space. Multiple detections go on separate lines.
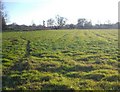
5, 16, 118, 31
0, 1, 119, 31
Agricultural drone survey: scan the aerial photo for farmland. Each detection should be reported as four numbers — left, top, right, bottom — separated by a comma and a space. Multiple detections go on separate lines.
2, 29, 119, 90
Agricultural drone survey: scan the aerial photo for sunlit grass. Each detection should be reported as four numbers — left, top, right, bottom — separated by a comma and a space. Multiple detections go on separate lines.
2, 29, 119, 90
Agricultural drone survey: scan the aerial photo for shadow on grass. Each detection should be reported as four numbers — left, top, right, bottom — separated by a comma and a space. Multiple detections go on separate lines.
41, 83, 75, 91
37, 64, 94, 74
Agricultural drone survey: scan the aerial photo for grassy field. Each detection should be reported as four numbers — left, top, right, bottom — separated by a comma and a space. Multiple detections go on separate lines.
2, 29, 119, 90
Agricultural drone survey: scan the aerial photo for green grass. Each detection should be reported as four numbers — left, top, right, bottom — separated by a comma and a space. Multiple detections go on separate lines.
2, 29, 119, 90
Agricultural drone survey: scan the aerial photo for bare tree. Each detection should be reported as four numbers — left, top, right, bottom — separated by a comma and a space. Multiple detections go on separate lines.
77, 18, 86, 28
84, 20, 92, 28
43, 20, 45, 27
47, 18, 54, 27
0, 1, 7, 30
55, 15, 67, 28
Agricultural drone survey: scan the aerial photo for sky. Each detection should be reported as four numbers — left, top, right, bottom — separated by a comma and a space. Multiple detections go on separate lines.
3, 0, 120, 25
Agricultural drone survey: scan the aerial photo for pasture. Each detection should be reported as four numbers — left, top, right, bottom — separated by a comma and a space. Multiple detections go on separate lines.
2, 29, 119, 90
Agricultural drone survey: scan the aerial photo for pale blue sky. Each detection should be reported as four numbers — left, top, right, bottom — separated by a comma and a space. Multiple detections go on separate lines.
4, 0, 119, 25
